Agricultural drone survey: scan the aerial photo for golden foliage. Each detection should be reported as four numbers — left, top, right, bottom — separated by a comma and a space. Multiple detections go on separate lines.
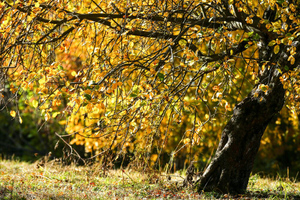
1, 0, 299, 166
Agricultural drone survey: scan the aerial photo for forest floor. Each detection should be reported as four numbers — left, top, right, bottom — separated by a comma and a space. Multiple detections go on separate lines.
0, 159, 300, 199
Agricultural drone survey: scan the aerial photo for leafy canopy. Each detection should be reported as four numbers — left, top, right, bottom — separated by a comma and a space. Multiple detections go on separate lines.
1, 0, 299, 165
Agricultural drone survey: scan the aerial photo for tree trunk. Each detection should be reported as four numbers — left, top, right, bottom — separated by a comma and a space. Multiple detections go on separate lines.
196, 67, 285, 194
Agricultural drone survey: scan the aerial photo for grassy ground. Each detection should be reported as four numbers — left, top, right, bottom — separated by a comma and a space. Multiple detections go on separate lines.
0, 159, 300, 199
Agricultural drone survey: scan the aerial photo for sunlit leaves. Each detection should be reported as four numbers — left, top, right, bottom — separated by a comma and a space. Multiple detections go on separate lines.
18, 116, 23, 124
1, 0, 300, 167
10, 110, 16, 118
178, 39, 187, 47
71, 71, 77, 77
34, 2, 40, 8
32, 100, 38, 108
288, 55, 295, 65
274, 45, 280, 54
259, 84, 269, 93
45, 112, 50, 121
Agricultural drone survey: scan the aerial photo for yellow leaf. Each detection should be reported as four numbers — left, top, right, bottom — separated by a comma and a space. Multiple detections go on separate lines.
268, 40, 276, 46
32, 100, 38, 108
107, 88, 113, 93
41, 88, 48, 94
74, 98, 81, 105
100, 102, 105, 109
71, 71, 77, 77
59, 120, 66, 125
5, 0, 13, 5
19, 116, 23, 124
52, 112, 60, 118
39, 77, 46, 84
183, 138, 191, 144
111, 21, 117, 28
45, 112, 50, 121
259, 84, 269, 92
274, 45, 280, 54
277, 68, 282, 74
112, 82, 118, 90
85, 89, 92, 94
150, 154, 158, 162
290, 56, 295, 65
10, 110, 16, 118
178, 39, 187, 46
216, 92, 222, 98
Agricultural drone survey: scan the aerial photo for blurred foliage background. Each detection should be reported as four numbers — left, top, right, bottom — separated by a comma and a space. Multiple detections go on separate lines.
0, 84, 86, 164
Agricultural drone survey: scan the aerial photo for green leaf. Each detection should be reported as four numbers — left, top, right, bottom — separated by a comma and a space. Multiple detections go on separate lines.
217, 27, 223, 33
140, 101, 146, 107
247, 32, 254, 37
284, 65, 289, 71
157, 73, 164, 81
277, 0, 284, 4
84, 94, 92, 101
130, 93, 138, 97
57, 65, 63, 70
286, 33, 292, 37
253, 33, 260, 40
288, 37, 295, 41
130, 85, 139, 97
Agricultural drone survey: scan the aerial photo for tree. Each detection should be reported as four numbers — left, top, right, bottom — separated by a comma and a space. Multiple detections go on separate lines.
1, 0, 300, 194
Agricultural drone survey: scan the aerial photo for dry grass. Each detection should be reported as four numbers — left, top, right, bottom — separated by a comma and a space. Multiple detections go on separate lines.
0, 159, 299, 199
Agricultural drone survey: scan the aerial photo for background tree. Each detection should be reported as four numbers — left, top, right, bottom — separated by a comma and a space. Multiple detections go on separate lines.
0, 0, 299, 194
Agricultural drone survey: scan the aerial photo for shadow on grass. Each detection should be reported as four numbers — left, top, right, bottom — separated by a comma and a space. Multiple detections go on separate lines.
0, 186, 70, 200
203, 191, 300, 200
245, 191, 300, 200
0, 186, 26, 200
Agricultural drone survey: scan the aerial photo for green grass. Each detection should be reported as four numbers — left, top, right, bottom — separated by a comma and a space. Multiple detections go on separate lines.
0, 160, 299, 199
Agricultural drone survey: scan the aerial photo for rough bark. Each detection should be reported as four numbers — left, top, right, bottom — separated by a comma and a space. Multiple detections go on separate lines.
196, 67, 285, 194
195, 29, 300, 194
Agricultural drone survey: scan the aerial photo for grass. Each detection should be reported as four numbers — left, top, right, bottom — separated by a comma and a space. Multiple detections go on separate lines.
0, 159, 300, 199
